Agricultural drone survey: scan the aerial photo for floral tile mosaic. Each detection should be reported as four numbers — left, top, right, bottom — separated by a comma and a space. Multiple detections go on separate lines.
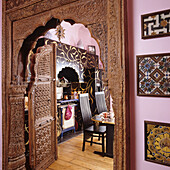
145, 121, 170, 166
137, 53, 170, 97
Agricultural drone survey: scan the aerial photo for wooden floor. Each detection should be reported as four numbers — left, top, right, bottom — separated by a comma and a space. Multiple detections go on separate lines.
47, 133, 113, 170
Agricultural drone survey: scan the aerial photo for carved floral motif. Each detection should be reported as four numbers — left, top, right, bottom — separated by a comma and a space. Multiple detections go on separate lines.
6, 0, 78, 11
8, 85, 26, 169
8, 99, 25, 157
6, 0, 35, 10
87, 22, 108, 75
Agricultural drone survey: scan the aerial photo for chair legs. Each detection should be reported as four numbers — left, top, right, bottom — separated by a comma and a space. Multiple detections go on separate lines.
82, 132, 85, 151
102, 134, 105, 157
82, 132, 105, 157
90, 135, 93, 146
98, 134, 100, 141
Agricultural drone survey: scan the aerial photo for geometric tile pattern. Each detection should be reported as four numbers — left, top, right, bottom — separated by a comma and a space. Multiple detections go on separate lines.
137, 54, 170, 97
142, 9, 170, 39
145, 121, 170, 166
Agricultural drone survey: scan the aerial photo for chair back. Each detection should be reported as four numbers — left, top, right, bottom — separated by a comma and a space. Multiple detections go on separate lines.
79, 93, 93, 129
95, 91, 107, 114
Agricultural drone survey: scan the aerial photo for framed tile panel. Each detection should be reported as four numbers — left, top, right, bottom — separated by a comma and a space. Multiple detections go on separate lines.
145, 121, 170, 166
141, 9, 170, 39
137, 53, 170, 97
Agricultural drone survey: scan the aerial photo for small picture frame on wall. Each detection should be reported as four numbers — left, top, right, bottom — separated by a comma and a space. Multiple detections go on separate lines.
88, 45, 96, 55
141, 9, 170, 39
144, 121, 170, 166
136, 53, 170, 97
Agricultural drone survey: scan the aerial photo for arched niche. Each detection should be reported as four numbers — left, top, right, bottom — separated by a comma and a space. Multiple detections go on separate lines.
2, 0, 129, 170
58, 67, 79, 83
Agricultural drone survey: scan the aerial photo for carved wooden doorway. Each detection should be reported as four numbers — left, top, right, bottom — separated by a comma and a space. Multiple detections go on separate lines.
28, 45, 57, 169
2, 0, 129, 170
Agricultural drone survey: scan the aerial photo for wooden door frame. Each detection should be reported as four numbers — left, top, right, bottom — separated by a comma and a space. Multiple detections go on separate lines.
2, 0, 130, 169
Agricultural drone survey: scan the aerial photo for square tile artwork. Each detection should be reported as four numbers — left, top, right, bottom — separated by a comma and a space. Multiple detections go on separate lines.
137, 53, 170, 97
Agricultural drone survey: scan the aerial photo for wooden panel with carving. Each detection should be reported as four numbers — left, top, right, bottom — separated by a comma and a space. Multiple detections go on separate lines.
28, 45, 57, 169
6, 0, 40, 10
37, 55, 51, 77
6, 0, 78, 12
107, 0, 129, 169
34, 83, 51, 121
8, 85, 27, 170
29, 82, 56, 169
35, 124, 52, 165
34, 45, 53, 79
87, 21, 108, 77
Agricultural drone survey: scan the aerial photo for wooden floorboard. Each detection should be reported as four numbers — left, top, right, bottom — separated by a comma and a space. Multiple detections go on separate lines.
46, 133, 113, 170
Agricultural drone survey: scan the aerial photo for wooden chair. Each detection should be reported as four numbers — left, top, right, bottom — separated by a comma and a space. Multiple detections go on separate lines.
95, 91, 107, 114
79, 93, 106, 156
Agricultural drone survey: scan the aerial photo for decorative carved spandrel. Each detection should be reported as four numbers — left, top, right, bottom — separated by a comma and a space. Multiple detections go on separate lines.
12, 39, 24, 83
87, 22, 109, 104
87, 21, 108, 75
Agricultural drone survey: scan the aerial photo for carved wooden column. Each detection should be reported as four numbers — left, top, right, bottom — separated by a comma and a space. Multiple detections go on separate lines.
8, 85, 27, 170
107, 0, 129, 170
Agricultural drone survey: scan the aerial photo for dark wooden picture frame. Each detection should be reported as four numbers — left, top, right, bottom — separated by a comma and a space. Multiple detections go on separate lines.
141, 9, 170, 39
144, 121, 170, 166
136, 53, 170, 97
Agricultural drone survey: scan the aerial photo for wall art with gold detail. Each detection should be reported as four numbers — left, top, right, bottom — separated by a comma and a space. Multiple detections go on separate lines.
141, 9, 170, 39
145, 121, 170, 166
137, 53, 170, 97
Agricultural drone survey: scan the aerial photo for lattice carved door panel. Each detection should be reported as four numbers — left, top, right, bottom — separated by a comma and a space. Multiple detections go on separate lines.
28, 45, 57, 169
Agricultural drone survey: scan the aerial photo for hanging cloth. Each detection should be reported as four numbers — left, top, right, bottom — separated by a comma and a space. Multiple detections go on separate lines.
65, 104, 72, 120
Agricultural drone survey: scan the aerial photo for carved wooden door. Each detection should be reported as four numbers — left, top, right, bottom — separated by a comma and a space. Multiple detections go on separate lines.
28, 45, 57, 169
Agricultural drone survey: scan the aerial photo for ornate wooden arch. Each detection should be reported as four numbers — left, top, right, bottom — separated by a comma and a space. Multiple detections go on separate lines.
18, 18, 61, 82
2, 0, 129, 169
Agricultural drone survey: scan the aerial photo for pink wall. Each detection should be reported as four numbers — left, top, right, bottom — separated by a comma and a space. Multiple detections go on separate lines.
128, 0, 170, 170
44, 21, 103, 68
0, 0, 2, 169
44, 21, 103, 69
45, 21, 100, 56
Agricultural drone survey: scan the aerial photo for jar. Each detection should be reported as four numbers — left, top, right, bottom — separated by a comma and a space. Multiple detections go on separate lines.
74, 91, 78, 99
